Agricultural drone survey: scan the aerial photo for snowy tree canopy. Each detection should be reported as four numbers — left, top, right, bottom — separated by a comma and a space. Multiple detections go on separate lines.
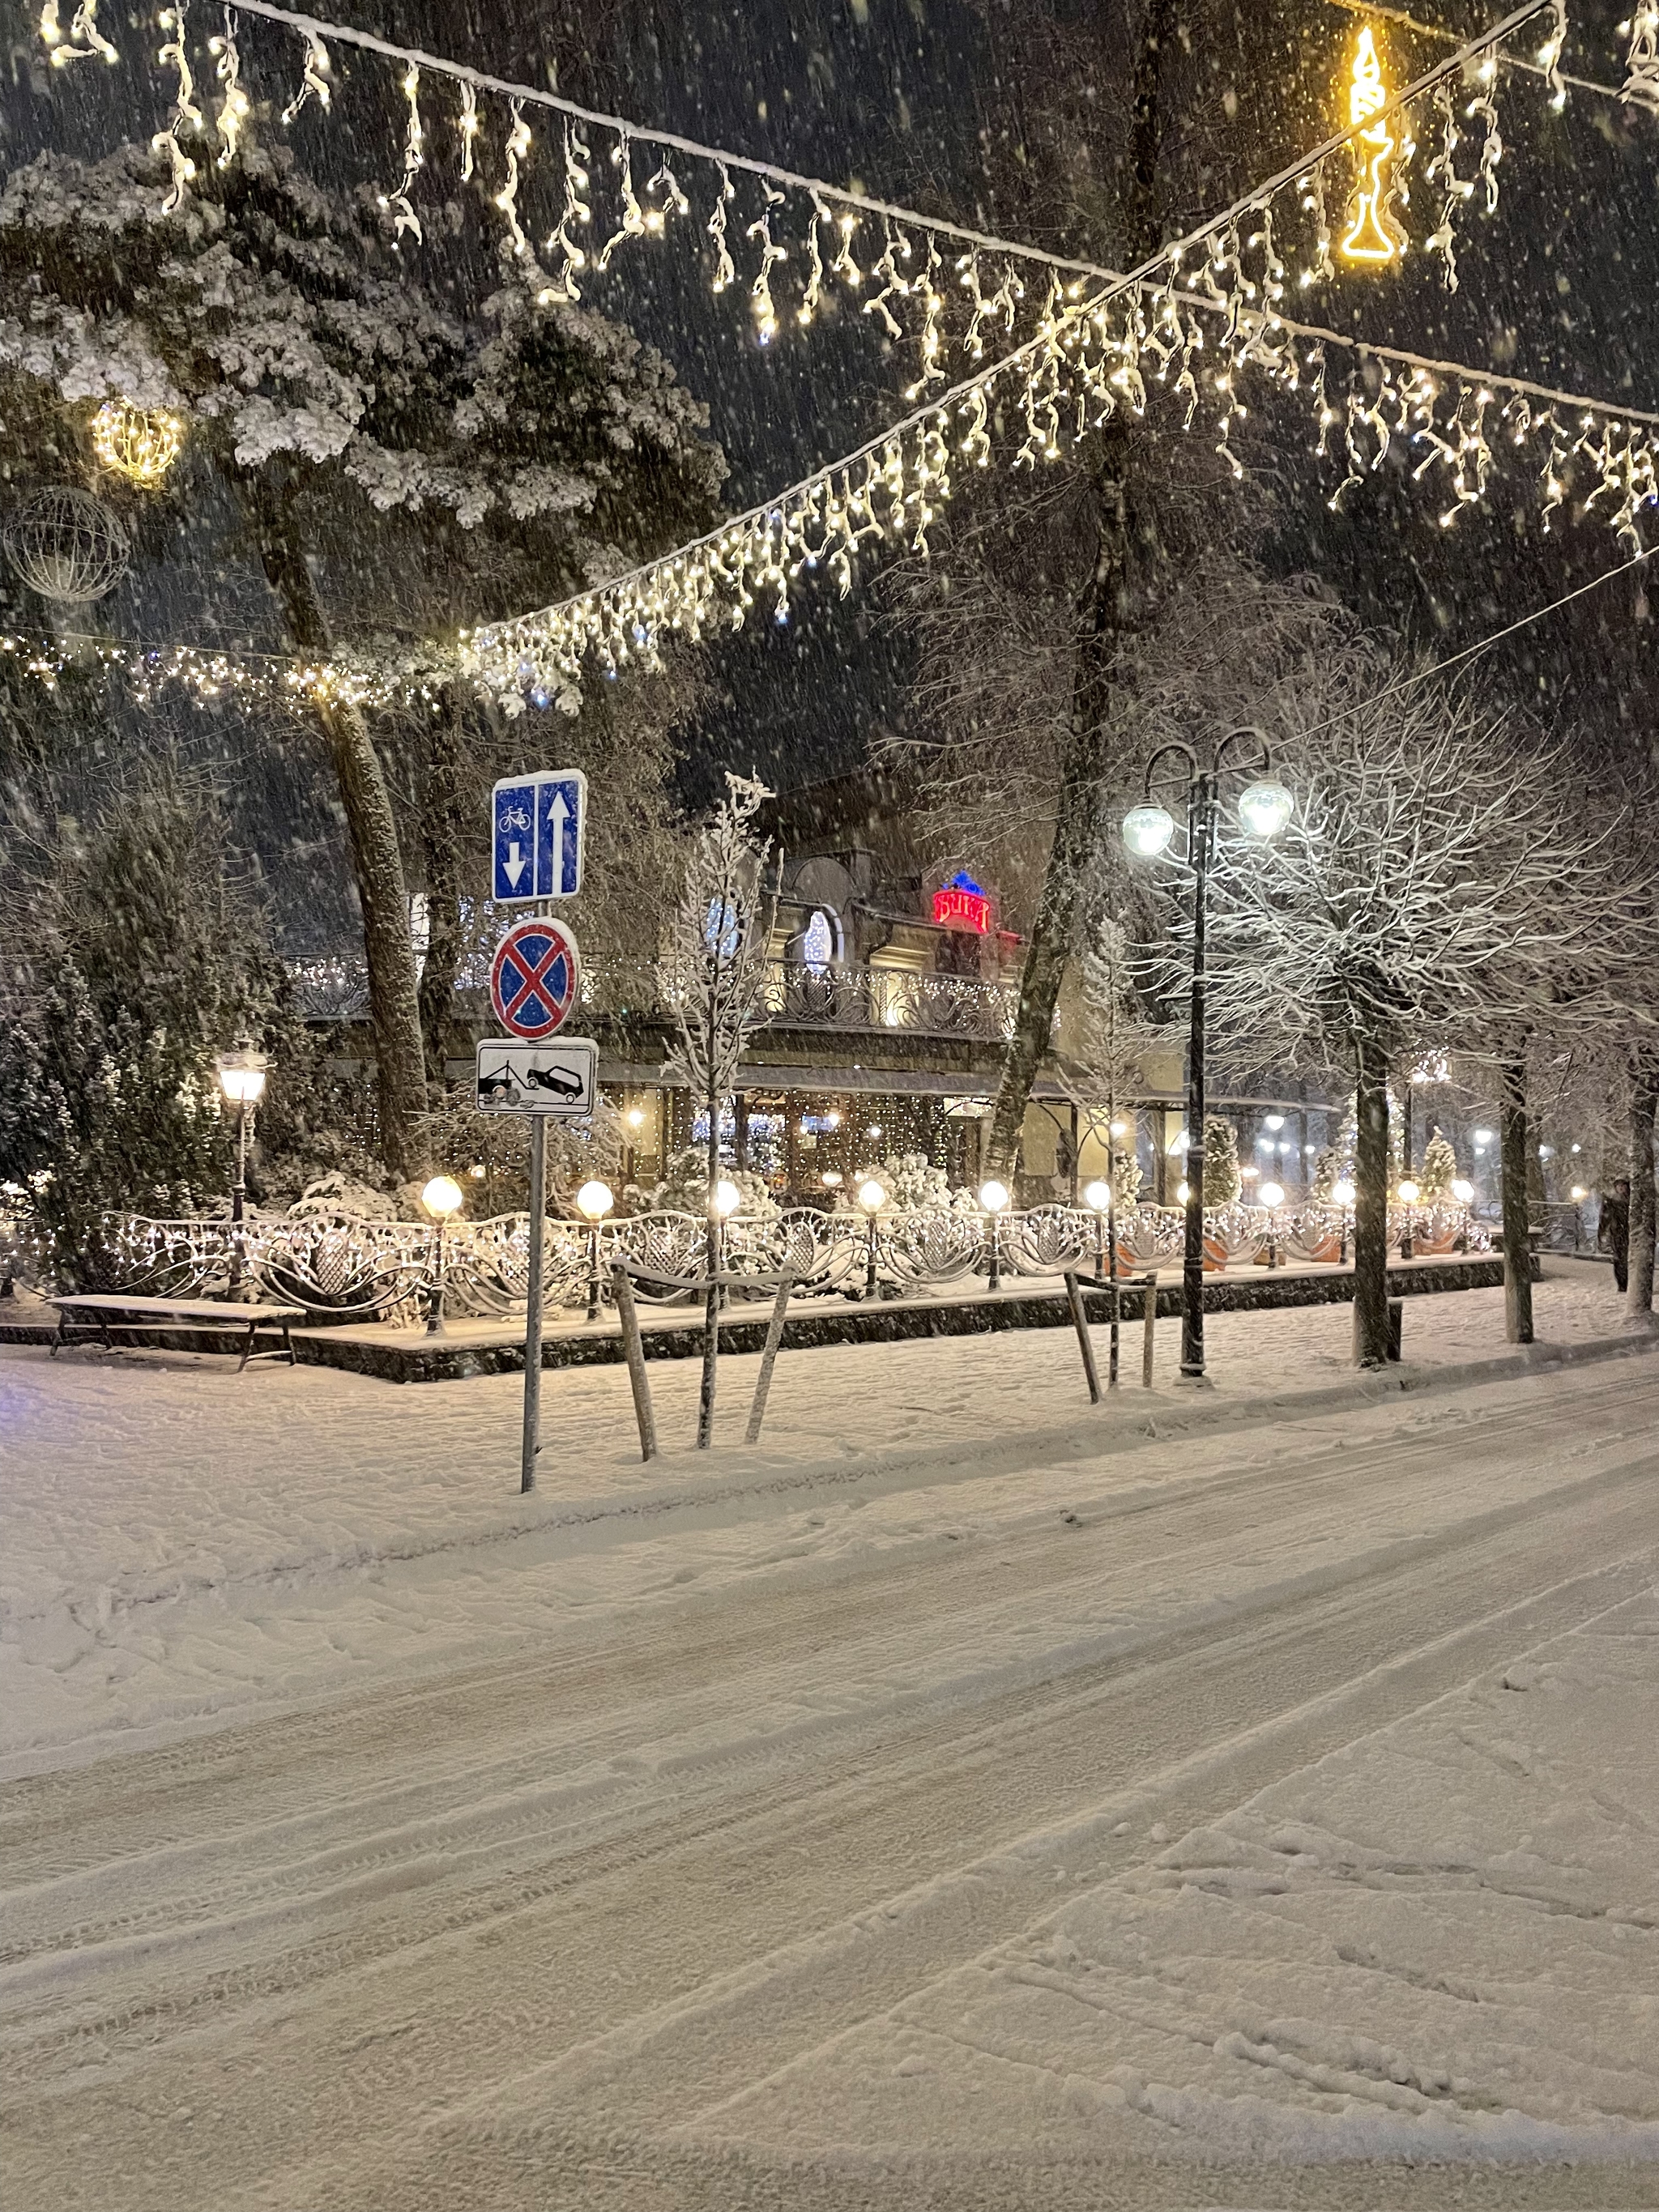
0, 126, 727, 654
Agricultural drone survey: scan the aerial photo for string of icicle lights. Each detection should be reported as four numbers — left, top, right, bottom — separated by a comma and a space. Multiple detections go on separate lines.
36, 0, 1584, 403
460, 267, 1659, 713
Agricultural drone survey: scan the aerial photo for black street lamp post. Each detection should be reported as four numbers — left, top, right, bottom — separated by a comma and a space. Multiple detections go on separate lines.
1122, 728, 1294, 1382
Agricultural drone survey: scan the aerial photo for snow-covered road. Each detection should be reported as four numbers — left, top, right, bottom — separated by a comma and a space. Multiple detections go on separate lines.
2, 1310, 1657, 2209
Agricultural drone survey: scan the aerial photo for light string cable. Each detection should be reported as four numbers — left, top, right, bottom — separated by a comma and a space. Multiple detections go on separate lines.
1292, 541, 1654, 744
217, 0, 1556, 289
1318, 0, 1626, 104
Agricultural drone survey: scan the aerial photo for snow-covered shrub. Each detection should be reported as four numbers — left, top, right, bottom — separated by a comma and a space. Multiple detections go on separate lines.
646, 1148, 780, 1221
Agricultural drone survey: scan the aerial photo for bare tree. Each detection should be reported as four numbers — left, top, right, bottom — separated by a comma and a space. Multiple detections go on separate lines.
1193, 648, 1655, 1364
658, 773, 777, 1445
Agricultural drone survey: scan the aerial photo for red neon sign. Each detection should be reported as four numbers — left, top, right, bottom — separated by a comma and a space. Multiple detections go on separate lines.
933, 876, 991, 933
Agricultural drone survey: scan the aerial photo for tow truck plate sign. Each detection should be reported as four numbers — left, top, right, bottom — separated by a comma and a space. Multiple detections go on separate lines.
474, 1038, 599, 1117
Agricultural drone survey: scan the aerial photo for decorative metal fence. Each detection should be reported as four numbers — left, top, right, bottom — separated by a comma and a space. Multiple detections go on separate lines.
61, 1200, 1489, 1325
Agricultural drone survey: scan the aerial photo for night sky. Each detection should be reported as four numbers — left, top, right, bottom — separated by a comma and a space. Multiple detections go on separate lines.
3, 0, 1655, 846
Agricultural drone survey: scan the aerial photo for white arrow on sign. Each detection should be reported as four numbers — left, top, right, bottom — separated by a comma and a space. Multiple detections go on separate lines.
503, 841, 528, 889
548, 790, 569, 890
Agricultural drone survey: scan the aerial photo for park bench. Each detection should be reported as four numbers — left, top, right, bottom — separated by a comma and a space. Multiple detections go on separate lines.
46, 1293, 306, 1371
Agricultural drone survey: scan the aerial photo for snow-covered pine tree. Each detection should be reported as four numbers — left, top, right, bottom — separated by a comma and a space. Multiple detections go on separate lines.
0, 127, 723, 1174
0, 764, 301, 1284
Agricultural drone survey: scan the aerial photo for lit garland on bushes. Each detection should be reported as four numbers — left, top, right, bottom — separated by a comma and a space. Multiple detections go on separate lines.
0, 627, 434, 708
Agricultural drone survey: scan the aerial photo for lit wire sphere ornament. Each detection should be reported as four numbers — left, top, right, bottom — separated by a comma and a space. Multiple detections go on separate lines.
1122, 803, 1176, 859
92, 399, 186, 489
2, 486, 130, 603
1236, 779, 1295, 840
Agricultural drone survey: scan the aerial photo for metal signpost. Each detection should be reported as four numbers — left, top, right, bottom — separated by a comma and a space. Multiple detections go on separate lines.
485, 771, 589, 1494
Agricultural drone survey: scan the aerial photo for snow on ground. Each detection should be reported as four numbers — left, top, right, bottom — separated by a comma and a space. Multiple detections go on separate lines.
0, 1267, 1650, 1770
683, 1589, 1659, 2173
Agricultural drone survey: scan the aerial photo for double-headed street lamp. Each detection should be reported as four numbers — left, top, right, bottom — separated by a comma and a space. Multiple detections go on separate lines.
1122, 728, 1294, 1381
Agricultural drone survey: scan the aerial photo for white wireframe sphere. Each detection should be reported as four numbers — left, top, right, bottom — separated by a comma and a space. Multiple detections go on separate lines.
2, 487, 130, 603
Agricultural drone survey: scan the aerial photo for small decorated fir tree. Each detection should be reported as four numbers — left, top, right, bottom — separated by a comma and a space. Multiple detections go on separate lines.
1202, 1116, 1242, 1206
1418, 1126, 1459, 1202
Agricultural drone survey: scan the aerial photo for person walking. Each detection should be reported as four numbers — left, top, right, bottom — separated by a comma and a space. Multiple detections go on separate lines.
1600, 1177, 1631, 1294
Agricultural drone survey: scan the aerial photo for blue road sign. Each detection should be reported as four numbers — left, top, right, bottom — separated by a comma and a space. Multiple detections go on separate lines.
491, 769, 586, 904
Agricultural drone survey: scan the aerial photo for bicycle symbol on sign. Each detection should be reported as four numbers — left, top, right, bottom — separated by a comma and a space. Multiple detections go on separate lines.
497, 803, 533, 835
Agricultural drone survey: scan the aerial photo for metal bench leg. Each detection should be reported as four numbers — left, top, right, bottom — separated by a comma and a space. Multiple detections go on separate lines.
281, 1321, 296, 1367
238, 1319, 257, 1374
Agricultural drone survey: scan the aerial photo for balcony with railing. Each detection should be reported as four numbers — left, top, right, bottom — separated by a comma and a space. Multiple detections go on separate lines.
290, 956, 1024, 1042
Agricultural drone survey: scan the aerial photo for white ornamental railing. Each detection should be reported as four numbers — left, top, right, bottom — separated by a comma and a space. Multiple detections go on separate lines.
57, 1200, 1489, 1323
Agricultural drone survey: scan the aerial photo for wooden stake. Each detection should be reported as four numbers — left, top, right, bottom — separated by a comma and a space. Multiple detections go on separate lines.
744, 1268, 795, 1443
1064, 1270, 1101, 1404
1141, 1269, 1158, 1389
611, 1263, 658, 1462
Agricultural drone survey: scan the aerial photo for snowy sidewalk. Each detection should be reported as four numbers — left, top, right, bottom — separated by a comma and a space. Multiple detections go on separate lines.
1, 1267, 1652, 1771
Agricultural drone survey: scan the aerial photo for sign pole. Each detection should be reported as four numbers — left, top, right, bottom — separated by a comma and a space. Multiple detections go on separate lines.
522, 1113, 548, 1493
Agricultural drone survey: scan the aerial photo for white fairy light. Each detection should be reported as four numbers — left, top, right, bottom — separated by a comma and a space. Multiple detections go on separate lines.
1620, 2, 1659, 110
494, 98, 532, 261
457, 79, 479, 180
830, 208, 863, 288
862, 222, 912, 340
903, 239, 947, 399
379, 65, 424, 244
151, 1, 203, 213
798, 193, 829, 324
707, 161, 736, 293
538, 122, 591, 303
209, 8, 249, 168
280, 26, 331, 123
746, 183, 787, 344
595, 134, 647, 270
1536, 0, 1569, 106
1423, 78, 1476, 291
40, 0, 118, 65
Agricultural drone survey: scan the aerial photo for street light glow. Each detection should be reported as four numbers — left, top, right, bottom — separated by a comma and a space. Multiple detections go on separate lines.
1236, 779, 1295, 840
215, 1046, 268, 1104
714, 1179, 744, 1217
1451, 1178, 1475, 1204
575, 1179, 614, 1220
857, 1178, 886, 1213
978, 1179, 1009, 1213
1122, 802, 1176, 858
1084, 1179, 1111, 1211
1259, 1181, 1285, 1208
421, 1174, 464, 1220
1397, 1178, 1419, 1204
1331, 1179, 1356, 1207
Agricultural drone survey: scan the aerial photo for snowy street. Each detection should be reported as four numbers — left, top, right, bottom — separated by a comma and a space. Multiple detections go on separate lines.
3, 1283, 1657, 2210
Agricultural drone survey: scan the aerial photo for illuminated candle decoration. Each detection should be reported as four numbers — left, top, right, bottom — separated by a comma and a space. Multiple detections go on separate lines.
92, 398, 186, 488
932, 870, 991, 933
1339, 28, 1405, 265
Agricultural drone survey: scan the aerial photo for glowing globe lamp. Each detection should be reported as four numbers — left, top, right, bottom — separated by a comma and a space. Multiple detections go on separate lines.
575, 1179, 614, 1221
1236, 779, 1294, 840
978, 1179, 1009, 1213
1083, 1179, 1111, 1212
1122, 803, 1176, 858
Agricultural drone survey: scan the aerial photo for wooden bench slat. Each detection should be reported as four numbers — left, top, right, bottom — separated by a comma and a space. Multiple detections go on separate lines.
49, 1294, 307, 1321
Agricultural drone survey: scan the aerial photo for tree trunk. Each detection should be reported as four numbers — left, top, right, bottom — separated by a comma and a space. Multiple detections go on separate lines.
237, 474, 429, 1179
1499, 1057, 1533, 1344
1351, 1031, 1392, 1366
983, 0, 1176, 1176
1629, 1056, 1658, 1317
417, 693, 469, 1089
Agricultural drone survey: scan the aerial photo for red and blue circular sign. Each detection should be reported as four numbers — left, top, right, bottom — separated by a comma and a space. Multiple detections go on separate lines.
490, 918, 582, 1039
